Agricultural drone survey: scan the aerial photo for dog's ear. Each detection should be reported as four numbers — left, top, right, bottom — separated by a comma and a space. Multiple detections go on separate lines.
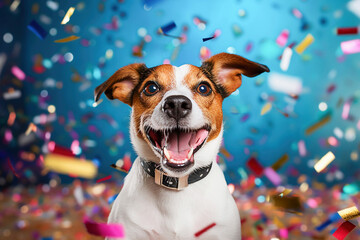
201, 53, 269, 98
94, 63, 147, 106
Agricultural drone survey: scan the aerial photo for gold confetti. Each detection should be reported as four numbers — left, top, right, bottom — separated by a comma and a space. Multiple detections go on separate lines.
271, 154, 289, 171
314, 151, 335, 173
61, 7, 75, 24
54, 35, 80, 43
269, 194, 303, 213
295, 33, 314, 54
44, 154, 97, 179
338, 206, 360, 221
305, 114, 331, 135
261, 102, 272, 115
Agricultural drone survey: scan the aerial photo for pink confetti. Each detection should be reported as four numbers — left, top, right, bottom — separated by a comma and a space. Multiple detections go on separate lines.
276, 29, 289, 47
298, 140, 307, 157
11, 66, 26, 80
292, 8, 303, 19
279, 228, 288, 238
84, 218, 125, 238
96, 175, 112, 183
264, 167, 282, 186
341, 39, 360, 54
342, 101, 351, 120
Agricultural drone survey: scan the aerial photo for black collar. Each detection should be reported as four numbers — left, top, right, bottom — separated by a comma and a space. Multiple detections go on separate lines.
140, 159, 212, 190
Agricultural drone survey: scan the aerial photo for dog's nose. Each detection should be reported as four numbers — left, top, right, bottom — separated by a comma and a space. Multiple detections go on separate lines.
163, 95, 192, 120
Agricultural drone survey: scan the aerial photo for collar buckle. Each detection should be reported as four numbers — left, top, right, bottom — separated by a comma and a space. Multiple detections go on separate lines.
154, 168, 189, 190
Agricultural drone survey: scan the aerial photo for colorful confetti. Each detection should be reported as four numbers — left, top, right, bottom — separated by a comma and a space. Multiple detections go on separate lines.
54, 35, 80, 43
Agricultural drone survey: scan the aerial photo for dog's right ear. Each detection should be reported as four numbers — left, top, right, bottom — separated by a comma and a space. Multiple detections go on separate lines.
94, 63, 147, 106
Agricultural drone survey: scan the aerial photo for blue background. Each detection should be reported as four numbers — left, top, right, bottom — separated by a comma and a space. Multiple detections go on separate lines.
1, 0, 360, 187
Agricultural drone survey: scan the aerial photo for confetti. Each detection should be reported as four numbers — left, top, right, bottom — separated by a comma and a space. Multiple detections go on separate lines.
314, 151, 335, 173
27, 20, 47, 39
280, 47, 293, 71
7, 158, 20, 178
54, 35, 80, 43
338, 206, 360, 221
96, 175, 112, 183
295, 33, 314, 54
61, 7, 75, 24
260, 102, 272, 115
25, 123, 37, 136
194, 222, 216, 237
44, 154, 97, 179
159, 21, 176, 34
332, 221, 356, 240
276, 29, 289, 47
84, 218, 125, 238
202, 29, 221, 42
336, 26, 359, 35
271, 154, 289, 171
298, 140, 307, 157
268, 72, 302, 95
246, 157, 264, 176
316, 212, 342, 231
341, 39, 360, 54
305, 113, 331, 135
110, 153, 132, 173
3, 89, 21, 100
264, 167, 282, 186
7, 112, 16, 126
269, 194, 303, 213
347, 0, 360, 18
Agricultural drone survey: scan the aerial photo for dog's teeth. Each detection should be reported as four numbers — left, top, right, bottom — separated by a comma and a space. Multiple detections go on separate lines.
163, 147, 171, 160
187, 147, 194, 159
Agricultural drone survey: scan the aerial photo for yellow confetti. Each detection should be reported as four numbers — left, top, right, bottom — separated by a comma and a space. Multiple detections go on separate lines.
54, 35, 80, 43
314, 151, 335, 173
44, 154, 97, 179
61, 7, 75, 24
272, 154, 289, 171
295, 33, 314, 54
261, 102, 272, 115
338, 206, 360, 221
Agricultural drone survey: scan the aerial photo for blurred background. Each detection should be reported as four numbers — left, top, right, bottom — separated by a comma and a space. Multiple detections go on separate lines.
1, 0, 360, 239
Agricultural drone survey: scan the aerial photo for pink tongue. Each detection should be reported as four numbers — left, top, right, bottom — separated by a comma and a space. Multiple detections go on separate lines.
166, 129, 209, 161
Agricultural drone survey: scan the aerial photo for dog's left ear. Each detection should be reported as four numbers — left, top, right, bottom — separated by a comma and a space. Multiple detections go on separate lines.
201, 53, 270, 98
94, 63, 147, 106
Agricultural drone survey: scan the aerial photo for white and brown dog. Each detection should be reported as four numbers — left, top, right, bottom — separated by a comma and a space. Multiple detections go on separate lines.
95, 53, 269, 240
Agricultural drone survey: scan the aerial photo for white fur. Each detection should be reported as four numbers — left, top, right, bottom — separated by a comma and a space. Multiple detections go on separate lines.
107, 65, 241, 239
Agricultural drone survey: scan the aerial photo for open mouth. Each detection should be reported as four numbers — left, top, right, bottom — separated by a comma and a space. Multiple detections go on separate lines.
145, 126, 210, 170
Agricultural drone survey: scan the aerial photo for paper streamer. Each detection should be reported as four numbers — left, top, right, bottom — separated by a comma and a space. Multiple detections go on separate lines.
333, 221, 356, 240
246, 157, 264, 176
54, 35, 80, 43
44, 154, 97, 179
194, 223, 216, 237
314, 151, 335, 173
295, 33, 314, 54
11, 66, 26, 80
264, 167, 282, 186
341, 39, 360, 54
84, 219, 125, 238
61, 7, 75, 24
338, 206, 360, 221
27, 20, 47, 39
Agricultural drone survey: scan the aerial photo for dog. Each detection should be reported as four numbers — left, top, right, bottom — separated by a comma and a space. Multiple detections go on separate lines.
94, 53, 269, 240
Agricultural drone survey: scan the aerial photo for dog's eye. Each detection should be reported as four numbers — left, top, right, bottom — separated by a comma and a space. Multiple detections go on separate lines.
196, 83, 212, 96
143, 82, 160, 96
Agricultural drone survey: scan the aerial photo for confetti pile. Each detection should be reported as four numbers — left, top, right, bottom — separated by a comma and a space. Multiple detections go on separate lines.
1, 0, 360, 239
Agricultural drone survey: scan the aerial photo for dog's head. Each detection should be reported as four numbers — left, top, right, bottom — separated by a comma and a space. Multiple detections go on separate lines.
95, 53, 269, 177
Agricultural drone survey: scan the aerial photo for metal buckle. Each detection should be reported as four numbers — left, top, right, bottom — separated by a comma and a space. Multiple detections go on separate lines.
154, 169, 188, 190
